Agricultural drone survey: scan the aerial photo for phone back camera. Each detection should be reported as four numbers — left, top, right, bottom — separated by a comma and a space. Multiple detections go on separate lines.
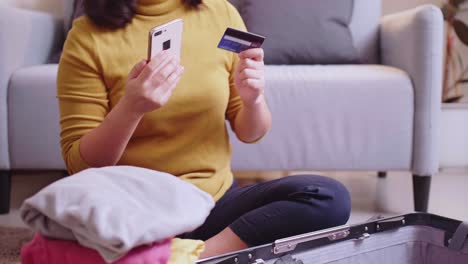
163, 40, 171, 50
154, 31, 162, 37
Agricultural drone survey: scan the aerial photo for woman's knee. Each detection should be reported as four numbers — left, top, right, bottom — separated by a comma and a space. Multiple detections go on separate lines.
281, 175, 351, 227
228, 176, 351, 244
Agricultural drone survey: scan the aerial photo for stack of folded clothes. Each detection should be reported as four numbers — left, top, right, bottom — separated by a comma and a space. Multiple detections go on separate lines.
19, 166, 215, 264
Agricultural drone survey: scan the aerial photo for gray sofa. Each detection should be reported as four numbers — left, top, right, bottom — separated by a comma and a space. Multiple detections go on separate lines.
0, 1, 443, 214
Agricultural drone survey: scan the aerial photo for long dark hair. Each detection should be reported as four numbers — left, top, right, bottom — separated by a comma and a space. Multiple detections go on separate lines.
84, 0, 202, 29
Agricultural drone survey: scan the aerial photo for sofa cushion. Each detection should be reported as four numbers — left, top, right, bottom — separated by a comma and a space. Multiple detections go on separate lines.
60, 0, 380, 64
228, 0, 241, 10
229, 65, 414, 171
53, 0, 84, 62
8, 65, 65, 170
8, 64, 414, 171
349, 0, 381, 64
238, 0, 360, 65
63, 0, 74, 36
64, 0, 84, 37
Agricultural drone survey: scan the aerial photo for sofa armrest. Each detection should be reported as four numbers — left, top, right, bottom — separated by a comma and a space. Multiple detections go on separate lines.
380, 5, 444, 176
0, 7, 63, 169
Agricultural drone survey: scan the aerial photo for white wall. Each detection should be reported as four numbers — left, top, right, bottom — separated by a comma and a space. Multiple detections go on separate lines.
1, 0, 63, 17
383, 0, 443, 15
440, 105, 468, 168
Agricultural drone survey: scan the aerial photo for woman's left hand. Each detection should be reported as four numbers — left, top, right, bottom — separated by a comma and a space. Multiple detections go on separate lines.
235, 48, 265, 106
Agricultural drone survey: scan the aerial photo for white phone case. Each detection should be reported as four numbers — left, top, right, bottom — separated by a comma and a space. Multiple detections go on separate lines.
148, 19, 183, 61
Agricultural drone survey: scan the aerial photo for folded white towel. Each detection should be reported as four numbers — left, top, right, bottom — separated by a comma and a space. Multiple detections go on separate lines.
20, 166, 214, 263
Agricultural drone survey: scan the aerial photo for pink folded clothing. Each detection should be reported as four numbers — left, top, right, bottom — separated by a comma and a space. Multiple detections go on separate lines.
21, 233, 172, 264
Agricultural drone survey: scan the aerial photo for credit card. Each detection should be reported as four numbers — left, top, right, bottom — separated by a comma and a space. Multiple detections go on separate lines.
218, 27, 265, 53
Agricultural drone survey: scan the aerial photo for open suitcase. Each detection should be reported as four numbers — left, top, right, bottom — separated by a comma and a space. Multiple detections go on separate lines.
198, 213, 468, 264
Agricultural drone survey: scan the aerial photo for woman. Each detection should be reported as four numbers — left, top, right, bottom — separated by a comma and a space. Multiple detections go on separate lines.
57, 0, 351, 258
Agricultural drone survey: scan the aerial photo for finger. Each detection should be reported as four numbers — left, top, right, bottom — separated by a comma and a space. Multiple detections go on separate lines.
152, 74, 182, 104
128, 60, 147, 79
160, 66, 184, 93
138, 51, 171, 81
166, 74, 182, 93
239, 48, 264, 61
239, 58, 263, 71
237, 60, 263, 79
238, 68, 263, 82
242, 78, 264, 91
235, 59, 250, 77
152, 57, 178, 85
166, 66, 185, 84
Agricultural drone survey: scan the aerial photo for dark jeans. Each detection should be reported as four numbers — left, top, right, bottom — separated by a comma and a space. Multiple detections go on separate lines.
179, 175, 351, 246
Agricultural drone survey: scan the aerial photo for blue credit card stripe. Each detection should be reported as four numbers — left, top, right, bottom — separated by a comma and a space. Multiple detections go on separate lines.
219, 43, 250, 53
218, 39, 250, 53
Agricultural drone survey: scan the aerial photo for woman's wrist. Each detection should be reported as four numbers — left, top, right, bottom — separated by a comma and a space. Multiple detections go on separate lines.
242, 94, 266, 111
116, 96, 146, 121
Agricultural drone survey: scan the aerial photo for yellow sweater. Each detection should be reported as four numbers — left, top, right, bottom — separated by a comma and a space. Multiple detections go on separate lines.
57, 0, 247, 201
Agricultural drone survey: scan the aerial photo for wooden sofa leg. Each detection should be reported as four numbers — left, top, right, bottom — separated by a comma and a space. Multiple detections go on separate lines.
0, 170, 11, 214
413, 174, 431, 212
378, 171, 387, 178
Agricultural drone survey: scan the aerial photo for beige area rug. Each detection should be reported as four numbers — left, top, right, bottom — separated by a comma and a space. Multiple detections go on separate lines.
0, 226, 34, 264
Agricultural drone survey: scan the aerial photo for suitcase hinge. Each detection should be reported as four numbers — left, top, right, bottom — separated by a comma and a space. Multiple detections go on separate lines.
273, 225, 350, 254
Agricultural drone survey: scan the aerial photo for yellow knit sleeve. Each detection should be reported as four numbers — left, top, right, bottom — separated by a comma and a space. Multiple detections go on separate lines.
57, 18, 109, 174
225, 2, 247, 130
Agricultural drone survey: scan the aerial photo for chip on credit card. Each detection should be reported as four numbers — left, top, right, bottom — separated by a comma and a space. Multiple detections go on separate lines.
218, 27, 265, 53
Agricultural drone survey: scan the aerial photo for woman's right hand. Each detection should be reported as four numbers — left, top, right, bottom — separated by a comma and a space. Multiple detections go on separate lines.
122, 51, 185, 115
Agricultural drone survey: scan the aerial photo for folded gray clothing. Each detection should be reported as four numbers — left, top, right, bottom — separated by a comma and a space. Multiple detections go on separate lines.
20, 166, 215, 263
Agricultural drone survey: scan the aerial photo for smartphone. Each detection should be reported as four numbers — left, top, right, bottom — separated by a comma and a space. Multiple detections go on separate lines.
147, 19, 183, 61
